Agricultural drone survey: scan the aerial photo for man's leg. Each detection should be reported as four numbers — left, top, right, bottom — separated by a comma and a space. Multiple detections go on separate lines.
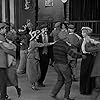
59, 64, 72, 99
51, 64, 64, 97
0, 69, 7, 100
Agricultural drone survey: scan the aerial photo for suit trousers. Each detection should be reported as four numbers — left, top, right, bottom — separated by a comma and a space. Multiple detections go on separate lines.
51, 63, 72, 98
0, 68, 7, 100
38, 54, 49, 84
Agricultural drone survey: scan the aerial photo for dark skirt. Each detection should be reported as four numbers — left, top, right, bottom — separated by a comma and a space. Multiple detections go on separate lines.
80, 54, 95, 95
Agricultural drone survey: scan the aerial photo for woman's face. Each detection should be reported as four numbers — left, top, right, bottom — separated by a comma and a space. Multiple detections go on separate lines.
62, 24, 66, 29
82, 30, 87, 38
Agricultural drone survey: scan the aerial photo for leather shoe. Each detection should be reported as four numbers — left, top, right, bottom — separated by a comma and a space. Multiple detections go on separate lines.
37, 83, 45, 87
5, 95, 11, 100
17, 88, 21, 98
49, 93, 56, 98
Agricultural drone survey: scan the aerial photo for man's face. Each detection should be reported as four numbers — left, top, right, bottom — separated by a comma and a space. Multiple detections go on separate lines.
68, 28, 74, 33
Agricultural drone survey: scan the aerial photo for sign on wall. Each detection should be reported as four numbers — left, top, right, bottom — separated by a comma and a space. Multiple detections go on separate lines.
45, 0, 53, 7
23, 0, 34, 10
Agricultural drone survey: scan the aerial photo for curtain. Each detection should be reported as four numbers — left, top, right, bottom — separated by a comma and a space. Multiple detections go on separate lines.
69, 0, 100, 20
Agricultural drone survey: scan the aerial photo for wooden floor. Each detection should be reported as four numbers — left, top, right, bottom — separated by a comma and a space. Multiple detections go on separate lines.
7, 65, 100, 100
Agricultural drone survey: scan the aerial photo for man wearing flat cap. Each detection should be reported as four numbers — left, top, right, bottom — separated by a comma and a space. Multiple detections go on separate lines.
49, 22, 62, 67
67, 24, 82, 81
50, 22, 61, 41
0, 22, 15, 100
50, 27, 85, 100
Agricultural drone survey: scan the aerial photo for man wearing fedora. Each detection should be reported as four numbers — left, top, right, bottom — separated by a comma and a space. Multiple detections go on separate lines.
50, 27, 85, 100
37, 24, 52, 87
0, 22, 16, 100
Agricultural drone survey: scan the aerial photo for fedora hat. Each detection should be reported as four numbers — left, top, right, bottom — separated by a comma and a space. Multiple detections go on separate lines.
40, 24, 48, 29
27, 22, 33, 28
68, 24, 75, 30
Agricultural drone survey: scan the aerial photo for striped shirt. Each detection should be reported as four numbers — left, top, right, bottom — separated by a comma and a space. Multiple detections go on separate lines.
53, 40, 82, 64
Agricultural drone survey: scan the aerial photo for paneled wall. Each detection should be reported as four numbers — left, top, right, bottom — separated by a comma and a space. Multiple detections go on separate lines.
38, 0, 64, 21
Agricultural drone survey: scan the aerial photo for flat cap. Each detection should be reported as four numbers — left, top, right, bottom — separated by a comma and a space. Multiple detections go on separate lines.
54, 22, 61, 28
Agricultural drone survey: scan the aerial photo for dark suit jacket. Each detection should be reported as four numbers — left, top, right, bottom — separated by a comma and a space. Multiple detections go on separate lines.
37, 33, 52, 57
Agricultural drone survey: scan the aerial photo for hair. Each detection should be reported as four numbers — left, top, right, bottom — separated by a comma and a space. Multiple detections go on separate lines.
60, 22, 68, 30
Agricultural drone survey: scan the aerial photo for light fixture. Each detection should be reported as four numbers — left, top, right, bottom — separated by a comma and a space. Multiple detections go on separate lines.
61, 0, 68, 3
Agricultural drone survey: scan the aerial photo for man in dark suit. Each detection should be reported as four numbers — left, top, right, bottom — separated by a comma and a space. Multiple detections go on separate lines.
37, 24, 51, 87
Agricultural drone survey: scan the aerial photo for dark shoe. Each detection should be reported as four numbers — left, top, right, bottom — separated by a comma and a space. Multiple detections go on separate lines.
17, 88, 21, 98
31, 85, 39, 91
50, 93, 56, 98
72, 77, 78, 82
6, 95, 11, 100
5, 96, 11, 100
37, 83, 45, 87
17, 70, 26, 74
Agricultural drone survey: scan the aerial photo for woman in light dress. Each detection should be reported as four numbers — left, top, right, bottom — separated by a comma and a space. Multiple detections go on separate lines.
26, 30, 55, 90
80, 27, 100, 95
